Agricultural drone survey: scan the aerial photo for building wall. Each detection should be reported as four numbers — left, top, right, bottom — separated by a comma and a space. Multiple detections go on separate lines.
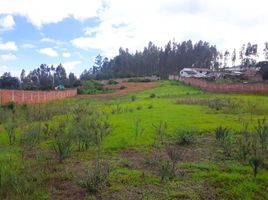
168, 75, 268, 94
0, 89, 77, 105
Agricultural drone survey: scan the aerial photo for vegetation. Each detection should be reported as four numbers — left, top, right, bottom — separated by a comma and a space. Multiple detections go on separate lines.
0, 81, 268, 199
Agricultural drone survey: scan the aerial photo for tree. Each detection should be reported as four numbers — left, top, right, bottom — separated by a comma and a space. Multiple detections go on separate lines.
231, 49, 236, 67
264, 42, 268, 60
223, 50, 230, 68
0, 73, 20, 89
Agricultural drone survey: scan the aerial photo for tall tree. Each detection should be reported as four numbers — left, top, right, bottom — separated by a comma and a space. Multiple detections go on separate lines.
231, 49, 236, 67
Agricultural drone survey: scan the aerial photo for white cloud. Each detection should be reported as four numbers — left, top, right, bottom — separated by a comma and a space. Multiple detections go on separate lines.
62, 60, 81, 73
40, 37, 64, 45
39, 48, 58, 57
0, 53, 16, 60
62, 52, 71, 58
21, 43, 35, 48
0, 0, 104, 28
71, 0, 268, 57
0, 41, 17, 51
0, 15, 15, 30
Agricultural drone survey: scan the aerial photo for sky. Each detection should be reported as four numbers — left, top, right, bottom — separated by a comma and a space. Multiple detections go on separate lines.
0, 0, 268, 77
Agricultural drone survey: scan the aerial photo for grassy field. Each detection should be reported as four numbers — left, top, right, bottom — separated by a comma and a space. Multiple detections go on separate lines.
0, 80, 268, 199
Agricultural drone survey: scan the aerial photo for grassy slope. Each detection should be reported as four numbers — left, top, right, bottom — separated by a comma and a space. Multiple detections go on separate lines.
1, 80, 268, 199
102, 81, 268, 149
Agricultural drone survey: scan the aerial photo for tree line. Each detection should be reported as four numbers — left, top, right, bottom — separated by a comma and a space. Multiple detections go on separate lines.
2, 39, 268, 89
0, 64, 79, 90
81, 40, 268, 80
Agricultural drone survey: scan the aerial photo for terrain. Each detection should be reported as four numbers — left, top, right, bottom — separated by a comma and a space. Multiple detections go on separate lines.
0, 80, 268, 200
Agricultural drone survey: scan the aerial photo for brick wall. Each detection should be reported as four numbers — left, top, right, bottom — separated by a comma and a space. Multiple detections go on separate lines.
0, 89, 77, 105
168, 75, 268, 94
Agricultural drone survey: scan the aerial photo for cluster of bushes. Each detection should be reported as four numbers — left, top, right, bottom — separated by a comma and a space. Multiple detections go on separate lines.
78, 80, 113, 94
127, 78, 151, 83
215, 119, 268, 177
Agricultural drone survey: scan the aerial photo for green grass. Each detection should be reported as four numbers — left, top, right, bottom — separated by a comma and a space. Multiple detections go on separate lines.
1, 80, 268, 199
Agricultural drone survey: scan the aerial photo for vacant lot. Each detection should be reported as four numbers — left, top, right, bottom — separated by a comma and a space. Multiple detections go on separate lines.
0, 81, 268, 199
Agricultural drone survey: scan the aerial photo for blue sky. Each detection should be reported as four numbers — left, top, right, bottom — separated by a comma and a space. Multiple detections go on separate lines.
0, 0, 268, 77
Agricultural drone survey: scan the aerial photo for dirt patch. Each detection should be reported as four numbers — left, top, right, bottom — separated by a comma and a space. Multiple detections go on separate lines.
49, 178, 87, 200
79, 82, 160, 98
120, 134, 218, 173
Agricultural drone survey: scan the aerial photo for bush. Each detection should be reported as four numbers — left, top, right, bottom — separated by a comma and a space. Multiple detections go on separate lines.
159, 161, 175, 182
128, 78, 151, 82
175, 131, 195, 145
215, 126, 233, 157
255, 118, 268, 150
149, 93, 156, 98
148, 104, 154, 109
78, 80, 113, 94
119, 85, 127, 90
81, 162, 110, 193
107, 80, 118, 85
136, 105, 142, 110
131, 95, 136, 102
152, 121, 167, 145
3, 118, 16, 145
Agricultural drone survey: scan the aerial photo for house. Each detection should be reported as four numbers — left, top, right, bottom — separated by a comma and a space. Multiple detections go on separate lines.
180, 68, 210, 78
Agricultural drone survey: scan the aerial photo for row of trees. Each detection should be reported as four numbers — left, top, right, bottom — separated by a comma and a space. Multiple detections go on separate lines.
0, 64, 79, 90
82, 41, 268, 80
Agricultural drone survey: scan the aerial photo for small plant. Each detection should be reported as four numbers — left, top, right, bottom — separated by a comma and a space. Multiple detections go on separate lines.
20, 123, 44, 150
131, 95, 137, 102
119, 85, 127, 90
152, 121, 167, 145
81, 161, 110, 193
255, 118, 268, 151
53, 135, 72, 163
136, 105, 142, 110
237, 123, 251, 161
159, 160, 175, 182
133, 119, 144, 139
4, 119, 16, 145
148, 104, 154, 109
215, 126, 233, 157
249, 155, 263, 177
149, 93, 156, 98
166, 145, 180, 175
107, 80, 118, 85
176, 131, 194, 145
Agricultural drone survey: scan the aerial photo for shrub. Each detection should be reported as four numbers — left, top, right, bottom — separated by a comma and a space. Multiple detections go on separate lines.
255, 118, 268, 150
249, 155, 263, 177
175, 131, 195, 145
148, 104, 154, 109
149, 93, 156, 98
50, 118, 73, 163
136, 105, 142, 110
81, 162, 110, 193
152, 121, 167, 145
3, 118, 16, 145
131, 95, 136, 102
133, 119, 144, 139
215, 126, 233, 157
119, 85, 127, 90
107, 80, 118, 85
159, 161, 175, 182
128, 78, 151, 82
20, 123, 44, 150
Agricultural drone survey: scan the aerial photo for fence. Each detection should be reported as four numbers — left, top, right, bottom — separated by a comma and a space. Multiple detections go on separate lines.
169, 75, 268, 94
0, 89, 77, 105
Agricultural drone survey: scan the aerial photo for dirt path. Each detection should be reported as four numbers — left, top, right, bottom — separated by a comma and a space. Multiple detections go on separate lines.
79, 82, 160, 98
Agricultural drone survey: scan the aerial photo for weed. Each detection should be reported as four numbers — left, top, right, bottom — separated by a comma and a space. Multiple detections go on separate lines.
148, 104, 154, 109
175, 130, 195, 145
131, 95, 137, 102
152, 121, 167, 145
149, 93, 156, 98
133, 119, 144, 139
255, 118, 268, 151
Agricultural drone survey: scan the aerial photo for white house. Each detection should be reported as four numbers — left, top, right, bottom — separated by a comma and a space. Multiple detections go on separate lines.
180, 68, 210, 78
